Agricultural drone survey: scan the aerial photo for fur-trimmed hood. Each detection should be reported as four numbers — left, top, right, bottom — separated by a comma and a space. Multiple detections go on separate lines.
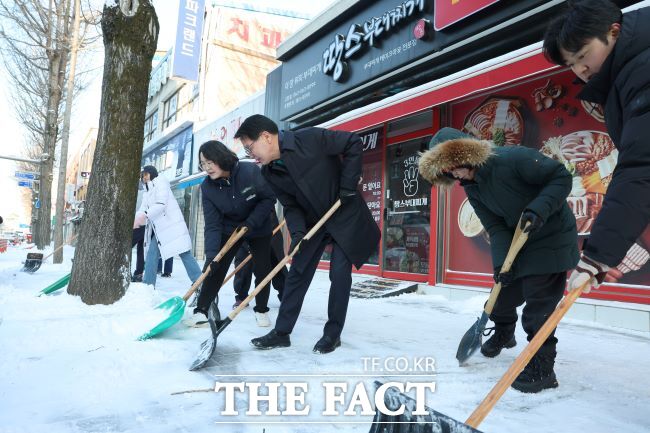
419, 136, 493, 188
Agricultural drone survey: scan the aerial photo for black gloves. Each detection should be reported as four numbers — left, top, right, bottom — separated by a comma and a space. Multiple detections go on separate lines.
339, 188, 357, 206
493, 266, 515, 287
520, 210, 543, 234
289, 231, 306, 253
203, 257, 218, 274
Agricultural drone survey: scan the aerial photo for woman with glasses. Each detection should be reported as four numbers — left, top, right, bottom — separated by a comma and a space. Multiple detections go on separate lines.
190, 140, 277, 327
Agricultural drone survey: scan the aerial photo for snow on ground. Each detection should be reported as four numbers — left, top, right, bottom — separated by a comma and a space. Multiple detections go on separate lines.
0, 243, 649, 433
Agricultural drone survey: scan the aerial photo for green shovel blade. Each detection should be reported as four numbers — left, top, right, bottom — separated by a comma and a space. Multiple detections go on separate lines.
37, 273, 71, 296
137, 296, 186, 341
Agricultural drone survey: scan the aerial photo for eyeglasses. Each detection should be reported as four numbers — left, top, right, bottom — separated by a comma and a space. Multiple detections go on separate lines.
198, 160, 215, 171
242, 136, 262, 157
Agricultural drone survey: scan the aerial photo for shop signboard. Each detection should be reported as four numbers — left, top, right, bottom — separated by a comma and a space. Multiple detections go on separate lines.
192, 92, 265, 171
433, 0, 500, 31
446, 69, 650, 289
141, 126, 193, 181
171, 0, 205, 82
359, 127, 384, 226
278, 0, 550, 120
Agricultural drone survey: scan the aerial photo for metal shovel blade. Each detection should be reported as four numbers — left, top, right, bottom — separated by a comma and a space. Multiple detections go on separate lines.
456, 312, 489, 365
189, 302, 226, 371
37, 273, 71, 296
369, 381, 485, 433
22, 253, 44, 273
137, 296, 186, 341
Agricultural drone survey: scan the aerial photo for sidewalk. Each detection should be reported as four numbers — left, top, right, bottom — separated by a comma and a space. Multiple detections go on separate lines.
0, 246, 648, 433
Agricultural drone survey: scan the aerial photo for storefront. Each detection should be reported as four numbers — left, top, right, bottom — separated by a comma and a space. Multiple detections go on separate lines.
267, 0, 650, 305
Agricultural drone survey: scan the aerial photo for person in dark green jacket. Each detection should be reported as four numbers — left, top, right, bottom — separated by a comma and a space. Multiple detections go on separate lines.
419, 127, 579, 393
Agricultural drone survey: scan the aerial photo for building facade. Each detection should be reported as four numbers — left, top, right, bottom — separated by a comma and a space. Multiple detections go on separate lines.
265, 0, 650, 330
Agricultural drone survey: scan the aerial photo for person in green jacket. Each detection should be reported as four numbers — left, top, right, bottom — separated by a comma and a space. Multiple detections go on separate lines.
419, 127, 579, 393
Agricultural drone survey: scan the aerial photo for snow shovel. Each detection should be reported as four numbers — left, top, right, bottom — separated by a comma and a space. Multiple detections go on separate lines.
456, 219, 529, 365
189, 199, 342, 371
22, 234, 78, 273
37, 273, 72, 296
137, 226, 249, 341
464, 279, 589, 427
371, 280, 590, 431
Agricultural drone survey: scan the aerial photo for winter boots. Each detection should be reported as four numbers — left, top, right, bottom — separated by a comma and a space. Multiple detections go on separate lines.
481, 323, 516, 357
512, 353, 558, 393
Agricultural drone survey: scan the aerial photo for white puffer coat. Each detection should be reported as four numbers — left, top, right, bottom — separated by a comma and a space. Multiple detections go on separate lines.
139, 176, 192, 260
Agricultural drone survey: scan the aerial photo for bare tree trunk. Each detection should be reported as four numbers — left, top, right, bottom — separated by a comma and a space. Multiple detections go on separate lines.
68, 0, 158, 305
36, 0, 71, 250
53, 0, 81, 264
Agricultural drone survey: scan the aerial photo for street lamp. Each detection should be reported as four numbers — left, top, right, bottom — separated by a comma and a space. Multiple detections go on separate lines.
0, 153, 50, 165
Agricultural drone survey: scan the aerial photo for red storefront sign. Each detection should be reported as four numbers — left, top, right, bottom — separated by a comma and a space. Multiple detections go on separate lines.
434, 0, 500, 31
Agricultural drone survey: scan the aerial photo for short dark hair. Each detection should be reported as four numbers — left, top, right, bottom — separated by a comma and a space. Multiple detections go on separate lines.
543, 0, 622, 65
234, 114, 278, 141
198, 140, 239, 171
141, 165, 158, 180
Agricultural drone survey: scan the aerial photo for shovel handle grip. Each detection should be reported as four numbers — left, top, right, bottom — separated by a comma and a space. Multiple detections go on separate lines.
229, 200, 341, 319
181, 226, 248, 301
484, 220, 530, 314
465, 280, 587, 428
220, 220, 286, 287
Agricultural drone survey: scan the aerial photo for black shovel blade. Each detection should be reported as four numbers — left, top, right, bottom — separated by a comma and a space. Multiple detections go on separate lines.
22, 253, 43, 273
189, 303, 229, 371
369, 381, 484, 433
456, 312, 489, 365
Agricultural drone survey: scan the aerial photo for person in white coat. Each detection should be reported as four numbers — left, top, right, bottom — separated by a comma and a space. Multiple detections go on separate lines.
136, 166, 202, 287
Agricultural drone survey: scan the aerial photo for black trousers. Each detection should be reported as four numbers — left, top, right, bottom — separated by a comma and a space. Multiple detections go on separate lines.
274, 231, 352, 339
197, 234, 272, 313
131, 226, 145, 276
157, 257, 173, 274
490, 271, 567, 358
234, 234, 287, 301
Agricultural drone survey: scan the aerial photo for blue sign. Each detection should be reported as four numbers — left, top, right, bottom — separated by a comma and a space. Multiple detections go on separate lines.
15, 171, 36, 180
35, 199, 40, 209
18, 180, 33, 188
142, 126, 193, 180
171, 0, 205, 82
19, 224, 30, 228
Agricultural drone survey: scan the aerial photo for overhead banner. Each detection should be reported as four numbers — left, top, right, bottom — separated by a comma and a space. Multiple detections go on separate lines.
433, 0, 500, 30
171, 0, 206, 82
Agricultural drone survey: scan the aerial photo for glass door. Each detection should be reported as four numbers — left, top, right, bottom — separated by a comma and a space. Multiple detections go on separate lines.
383, 136, 432, 276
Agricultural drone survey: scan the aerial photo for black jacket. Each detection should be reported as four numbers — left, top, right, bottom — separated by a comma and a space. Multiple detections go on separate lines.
201, 161, 276, 259
464, 146, 579, 277
577, 7, 650, 266
262, 128, 380, 269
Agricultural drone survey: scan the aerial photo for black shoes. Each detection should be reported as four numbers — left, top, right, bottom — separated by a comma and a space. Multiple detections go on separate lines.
511, 354, 559, 393
251, 329, 291, 349
161, 272, 172, 278
313, 335, 341, 354
481, 324, 516, 358
131, 273, 143, 282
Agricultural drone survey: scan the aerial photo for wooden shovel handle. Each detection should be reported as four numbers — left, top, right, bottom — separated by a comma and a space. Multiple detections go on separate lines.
220, 219, 286, 287
42, 234, 79, 261
465, 280, 587, 428
484, 219, 530, 314
181, 226, 248, 301
229, 200, 341, 319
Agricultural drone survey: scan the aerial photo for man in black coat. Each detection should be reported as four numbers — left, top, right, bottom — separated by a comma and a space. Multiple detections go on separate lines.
235, 114, 380, 354
544, 0, 650, 293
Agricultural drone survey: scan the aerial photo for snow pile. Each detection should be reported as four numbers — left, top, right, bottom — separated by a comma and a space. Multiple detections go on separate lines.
0, 244, 648, 433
